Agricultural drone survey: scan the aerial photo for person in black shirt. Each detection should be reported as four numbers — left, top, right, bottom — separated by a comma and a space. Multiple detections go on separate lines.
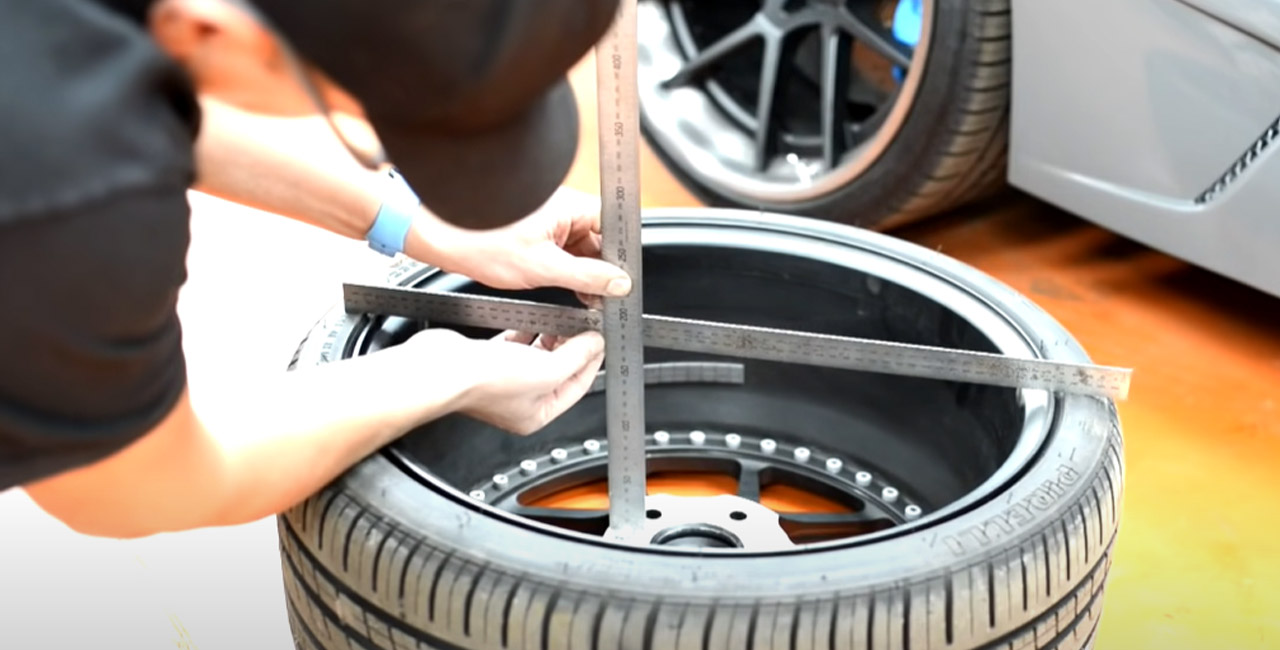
0, 0, 630, 537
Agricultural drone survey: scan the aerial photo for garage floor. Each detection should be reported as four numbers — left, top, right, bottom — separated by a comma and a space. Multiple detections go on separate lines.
0, 57, 1276, 649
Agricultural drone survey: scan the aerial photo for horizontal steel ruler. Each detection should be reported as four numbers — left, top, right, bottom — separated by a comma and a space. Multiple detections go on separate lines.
343, 282, 1133, 400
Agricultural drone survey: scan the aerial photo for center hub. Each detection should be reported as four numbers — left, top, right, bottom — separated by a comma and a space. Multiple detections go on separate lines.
638, 493, 795, 551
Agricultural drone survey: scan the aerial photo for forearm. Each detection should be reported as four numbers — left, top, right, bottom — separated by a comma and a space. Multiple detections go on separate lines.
190, 97, 475, 269
200, 347, 468, 529
23, 348, 468, 538
191, 97, 384, 239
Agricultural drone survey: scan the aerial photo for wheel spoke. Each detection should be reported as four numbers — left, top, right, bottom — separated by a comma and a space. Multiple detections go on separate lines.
839, 5, 912, 68
735, 460, 765, 502
509, 506, 611, 535
819, 22, 852, 170
663, 16, 764, 89
778, 510, 895, 541
753, 31, 786, 171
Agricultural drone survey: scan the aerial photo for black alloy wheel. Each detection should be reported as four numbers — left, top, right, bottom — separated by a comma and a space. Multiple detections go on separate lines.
279, 208, 1123, 650
637, 0, 1012, 228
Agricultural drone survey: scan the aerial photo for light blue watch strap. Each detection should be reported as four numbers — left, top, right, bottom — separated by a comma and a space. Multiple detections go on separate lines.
366, 168, 421, 257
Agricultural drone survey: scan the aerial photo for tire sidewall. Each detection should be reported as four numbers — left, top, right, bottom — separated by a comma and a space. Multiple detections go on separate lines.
285, 208, 1120, 599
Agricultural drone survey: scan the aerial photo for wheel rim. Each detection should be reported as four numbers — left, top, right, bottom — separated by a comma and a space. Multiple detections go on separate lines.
637, 0, 933, 203
467, 422, 917, 551
340, 210, 1055, 556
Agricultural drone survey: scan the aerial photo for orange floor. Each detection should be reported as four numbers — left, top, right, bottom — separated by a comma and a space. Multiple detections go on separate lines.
563, 59, 1280, 649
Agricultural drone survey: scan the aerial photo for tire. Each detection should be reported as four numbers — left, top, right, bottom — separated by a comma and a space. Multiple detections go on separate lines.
637, 0, 1011, 228
277, 208, 1123, 650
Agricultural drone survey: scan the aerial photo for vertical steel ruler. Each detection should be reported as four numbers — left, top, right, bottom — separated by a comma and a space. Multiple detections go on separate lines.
595, 0, 649, 543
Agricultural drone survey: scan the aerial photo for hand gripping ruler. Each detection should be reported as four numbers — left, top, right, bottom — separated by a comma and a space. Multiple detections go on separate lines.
342, 1, 1133, 546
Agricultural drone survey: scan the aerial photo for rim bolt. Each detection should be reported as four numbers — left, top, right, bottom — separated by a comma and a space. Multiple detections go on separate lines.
519, 459, 538, 475
654, 430, 671, 445
689, 430, 707, 445
760, 438, 777, 454
583, 439, 601, 453
905, 504, 922, 519
550, 448, 568, 463
793, 447, 811, 462
825, 457, 843, 473
469, 490, 485, 501
492, 474, 509, 486
882, 486, 899, 502
724, 433, 742, 449
855, 471, 873, 486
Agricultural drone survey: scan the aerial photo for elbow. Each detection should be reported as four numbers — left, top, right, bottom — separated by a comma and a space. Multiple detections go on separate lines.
66, 521, 164, 541
27, 489, 250, 540
20, 390, 248, 538
21, 466, 242, 541
24, 492, 172, 540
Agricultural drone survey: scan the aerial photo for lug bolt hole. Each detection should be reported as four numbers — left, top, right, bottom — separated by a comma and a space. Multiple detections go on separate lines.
646, 509, 663, 520
729, 511, 747, 521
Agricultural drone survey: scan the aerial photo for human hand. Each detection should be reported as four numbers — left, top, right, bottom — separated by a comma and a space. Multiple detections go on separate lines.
435, 186, 631, 304
406, 327, 606, 435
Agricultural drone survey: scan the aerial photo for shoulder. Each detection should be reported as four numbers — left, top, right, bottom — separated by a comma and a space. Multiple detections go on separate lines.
0, 0, 201, 227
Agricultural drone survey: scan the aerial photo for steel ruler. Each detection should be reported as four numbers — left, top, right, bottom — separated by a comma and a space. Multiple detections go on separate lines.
343, 283, 1134, 401
593, 0, 649, 543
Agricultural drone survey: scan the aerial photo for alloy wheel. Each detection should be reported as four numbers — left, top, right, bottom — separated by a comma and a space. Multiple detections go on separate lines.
637, 0, 931, 202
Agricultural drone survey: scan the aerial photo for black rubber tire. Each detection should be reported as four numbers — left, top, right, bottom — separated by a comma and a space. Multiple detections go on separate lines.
277, 209, 1123, 650
640, 0, 1012, 229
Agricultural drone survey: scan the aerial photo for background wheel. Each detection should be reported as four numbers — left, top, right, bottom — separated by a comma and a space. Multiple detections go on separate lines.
637, 0, 1011, 228
278, 209, 1122, 650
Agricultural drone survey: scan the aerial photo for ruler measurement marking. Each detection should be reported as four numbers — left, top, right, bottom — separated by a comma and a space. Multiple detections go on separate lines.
596, 0, 648, 543
343, 284, 1133, 400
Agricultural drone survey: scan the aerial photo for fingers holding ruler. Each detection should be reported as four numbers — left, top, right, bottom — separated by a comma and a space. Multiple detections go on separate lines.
595, 0, 650, 544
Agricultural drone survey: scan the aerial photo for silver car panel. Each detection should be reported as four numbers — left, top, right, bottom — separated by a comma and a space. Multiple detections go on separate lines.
1007, 0, 1280, 297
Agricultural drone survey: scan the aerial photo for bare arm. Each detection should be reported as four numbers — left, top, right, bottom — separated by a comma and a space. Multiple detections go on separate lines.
22, 323, 606, 540
22, 343, 470, 539
187, 97, 631, 300
188, 97, 467, 265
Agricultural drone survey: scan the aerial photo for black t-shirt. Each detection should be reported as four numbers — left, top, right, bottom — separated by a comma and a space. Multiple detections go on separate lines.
0, 0, 200, 490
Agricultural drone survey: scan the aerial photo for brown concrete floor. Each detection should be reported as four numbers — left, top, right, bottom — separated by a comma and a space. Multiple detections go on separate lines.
0, 57, 1276, 649
895, 205, 1280, 650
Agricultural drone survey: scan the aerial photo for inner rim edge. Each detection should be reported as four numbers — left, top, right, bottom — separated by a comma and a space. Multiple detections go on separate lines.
346, 215, 1055, 557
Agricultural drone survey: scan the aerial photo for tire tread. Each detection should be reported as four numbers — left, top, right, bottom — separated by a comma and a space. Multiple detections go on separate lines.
886, 0, 1012, 223
279, 419, 1122, 649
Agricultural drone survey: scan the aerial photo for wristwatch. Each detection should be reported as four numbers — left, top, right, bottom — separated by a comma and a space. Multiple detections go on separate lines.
365, 167, 421, 257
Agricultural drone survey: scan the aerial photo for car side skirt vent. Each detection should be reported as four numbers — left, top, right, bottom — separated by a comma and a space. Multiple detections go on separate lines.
1195, 113, 1280, 204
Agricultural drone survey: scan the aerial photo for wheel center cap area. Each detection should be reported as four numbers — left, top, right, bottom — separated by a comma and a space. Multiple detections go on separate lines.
639, 493, 795, 551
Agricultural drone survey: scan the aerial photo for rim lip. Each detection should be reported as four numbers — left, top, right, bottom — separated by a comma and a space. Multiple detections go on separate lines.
636, 0, 936, 203
347, 210, 1056, 557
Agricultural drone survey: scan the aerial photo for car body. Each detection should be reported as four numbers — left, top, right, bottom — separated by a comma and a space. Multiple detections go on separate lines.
635, 0, 1280, 299
1007, 0, 1280, 299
